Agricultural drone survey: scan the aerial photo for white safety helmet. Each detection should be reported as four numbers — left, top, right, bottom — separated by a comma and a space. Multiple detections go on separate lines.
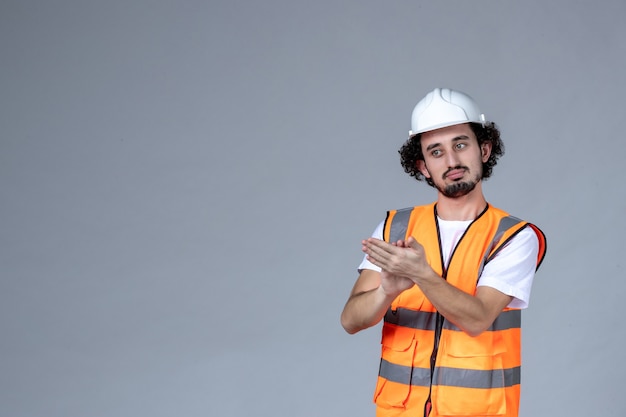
409, 88, 486, 137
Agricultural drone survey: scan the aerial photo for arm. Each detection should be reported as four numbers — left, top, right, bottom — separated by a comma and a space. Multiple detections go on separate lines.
341, 240, 415, 334
340, 270, 393, 334
362, 237, 512, 337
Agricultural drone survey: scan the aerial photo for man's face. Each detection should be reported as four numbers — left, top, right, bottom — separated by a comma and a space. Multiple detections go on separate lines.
417, 123, 491, 198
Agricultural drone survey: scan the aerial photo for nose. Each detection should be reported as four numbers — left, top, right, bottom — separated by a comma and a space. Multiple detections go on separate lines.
444, 148, 460, 168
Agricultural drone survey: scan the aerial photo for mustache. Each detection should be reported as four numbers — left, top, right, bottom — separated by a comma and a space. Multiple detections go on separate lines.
442, 165, 469, 179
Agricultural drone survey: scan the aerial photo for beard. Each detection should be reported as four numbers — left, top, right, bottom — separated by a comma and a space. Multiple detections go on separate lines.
437, 179, 478, 198
434, 167, 482, 198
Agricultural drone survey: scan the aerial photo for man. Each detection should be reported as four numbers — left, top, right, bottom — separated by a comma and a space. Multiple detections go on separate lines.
340, 88, 546, 417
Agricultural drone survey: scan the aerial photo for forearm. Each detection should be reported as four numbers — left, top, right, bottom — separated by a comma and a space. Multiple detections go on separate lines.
341, 285, 397, 334
416, 270, 510, 337
362, 237, 511, 337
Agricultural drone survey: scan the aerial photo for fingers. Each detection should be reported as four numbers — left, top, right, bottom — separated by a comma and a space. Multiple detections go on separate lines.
406, 236, 424, 252
362, 239, 388, 258
360, 236, 429, 283
362, 238, 394, 255
362, 237, 412, 250
363, 237, 424, 265
361, 239, 393, 268
361, 238, 413, 260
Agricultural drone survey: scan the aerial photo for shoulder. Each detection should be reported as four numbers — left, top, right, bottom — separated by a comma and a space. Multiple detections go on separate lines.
387, 202, 436, 214
385, 203, 436, 227
485, 204, 544, 243
506, 226, 540, 249
384, 203, 436, 242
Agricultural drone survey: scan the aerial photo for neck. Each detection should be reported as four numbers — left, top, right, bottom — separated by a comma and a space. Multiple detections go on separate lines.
435, 182, 487, 221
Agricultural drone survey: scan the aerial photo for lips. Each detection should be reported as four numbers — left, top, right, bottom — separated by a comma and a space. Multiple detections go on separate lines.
445, 168, 466, 180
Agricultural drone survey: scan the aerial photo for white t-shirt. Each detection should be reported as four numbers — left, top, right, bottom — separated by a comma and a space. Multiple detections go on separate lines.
357, 217, 539, 309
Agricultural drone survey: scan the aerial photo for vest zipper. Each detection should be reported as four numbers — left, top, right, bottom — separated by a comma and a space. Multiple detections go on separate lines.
422, 205, 485, 416
423, 310, 444, 417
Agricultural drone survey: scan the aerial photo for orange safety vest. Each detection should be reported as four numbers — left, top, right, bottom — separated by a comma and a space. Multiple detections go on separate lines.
374, 203, 546, 417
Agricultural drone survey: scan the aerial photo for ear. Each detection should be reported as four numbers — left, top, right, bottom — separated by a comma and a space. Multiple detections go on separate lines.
417, 160, 431, 178
481, 142, 492, 163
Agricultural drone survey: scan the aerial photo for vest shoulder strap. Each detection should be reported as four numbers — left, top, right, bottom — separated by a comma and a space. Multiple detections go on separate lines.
383, 204, 435, 243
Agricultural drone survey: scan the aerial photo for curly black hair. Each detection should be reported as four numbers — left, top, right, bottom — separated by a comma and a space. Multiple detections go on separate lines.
399, 122, 505, 186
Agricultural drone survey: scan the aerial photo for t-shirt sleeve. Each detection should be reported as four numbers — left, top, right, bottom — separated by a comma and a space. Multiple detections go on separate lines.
477, 226, 540, 309
357, 220, 384, 273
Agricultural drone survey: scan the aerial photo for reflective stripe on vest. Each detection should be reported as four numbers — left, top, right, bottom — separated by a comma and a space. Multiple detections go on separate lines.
380, 359, 521, 389
384, 307, 521, 332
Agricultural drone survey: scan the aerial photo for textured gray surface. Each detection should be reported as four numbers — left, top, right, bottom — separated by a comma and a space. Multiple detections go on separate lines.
2, 1, 625, 416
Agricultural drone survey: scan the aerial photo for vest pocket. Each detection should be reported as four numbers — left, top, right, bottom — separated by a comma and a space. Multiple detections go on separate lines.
434, 331, 507, 415
434, 383, 506, 416
374, 328, 417, 409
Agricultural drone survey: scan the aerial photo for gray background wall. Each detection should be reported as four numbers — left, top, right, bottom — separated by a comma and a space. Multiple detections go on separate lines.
2, 1, 625, 416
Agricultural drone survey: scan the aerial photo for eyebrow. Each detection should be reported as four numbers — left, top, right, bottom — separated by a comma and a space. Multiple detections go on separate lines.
425, 135, 471, 152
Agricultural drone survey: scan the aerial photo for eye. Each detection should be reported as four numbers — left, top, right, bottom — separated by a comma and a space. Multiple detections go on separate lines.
454, 142, 467, 150
431, 149, 442, 157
